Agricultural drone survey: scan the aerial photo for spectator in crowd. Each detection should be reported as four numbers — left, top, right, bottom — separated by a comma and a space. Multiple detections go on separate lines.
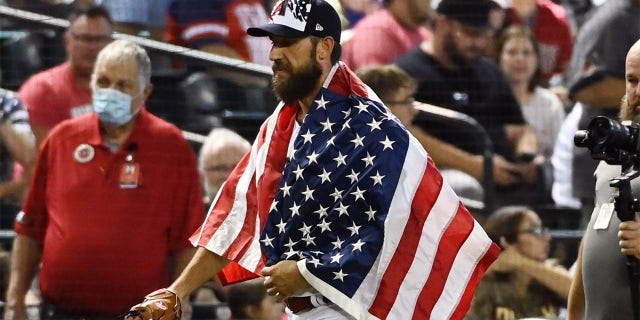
341, 0, 432, 71
2, 0, 93, 19
502, 0, 574, 82
482, 0, 509, 60
567, 38, 640, 320
123, 0, 499, 319
166, 0, 272, 65
199, 127, 251, 205
18, 4, 113, 149
4, 40, 204, 319
0, 90, 35, 230
395, 0, 546, 207
326, 0, 381, 33
560, 0, 594, 30
101, 0, 171, 41
192, 127, 251, 307
356, 64, 486, 218
226, 278, 285, 320
550, 102, 583, 210
0, 90, 34, 302
565, 0, 640, 222
468, 205, 572, 319
497, 26, 565, 159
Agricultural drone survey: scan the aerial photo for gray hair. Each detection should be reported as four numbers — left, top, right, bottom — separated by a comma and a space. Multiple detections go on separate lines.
93, 39, 151, 89
198, 127, 251, 170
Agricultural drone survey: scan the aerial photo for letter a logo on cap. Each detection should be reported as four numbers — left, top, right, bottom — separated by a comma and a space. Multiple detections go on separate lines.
315, 23, 323, 31
270, 0, 311, 32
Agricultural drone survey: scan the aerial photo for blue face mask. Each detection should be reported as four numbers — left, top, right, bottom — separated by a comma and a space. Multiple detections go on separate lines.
92, 88, 139, 126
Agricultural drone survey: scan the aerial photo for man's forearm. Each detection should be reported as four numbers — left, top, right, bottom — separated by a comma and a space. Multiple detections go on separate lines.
6, 234, 41, 308
0, 180, 26, 201
567, 240, 585, 320
407, 125, 483, 180
0, 124, 34, 169
517, 256, 572, 300
168, 247, 230, 302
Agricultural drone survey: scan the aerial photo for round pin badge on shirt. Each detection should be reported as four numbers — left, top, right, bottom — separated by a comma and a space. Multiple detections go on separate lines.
74, 144, 95, 163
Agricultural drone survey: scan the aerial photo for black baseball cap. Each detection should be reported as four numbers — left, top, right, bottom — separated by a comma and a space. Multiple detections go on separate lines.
436, 0, 494, 30
247, 0, 341, 43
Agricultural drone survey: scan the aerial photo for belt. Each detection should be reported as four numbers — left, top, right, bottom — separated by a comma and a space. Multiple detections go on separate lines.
284, 295, 331, 314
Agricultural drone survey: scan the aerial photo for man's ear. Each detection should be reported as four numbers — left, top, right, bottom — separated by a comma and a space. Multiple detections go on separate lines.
317, 36, 335, 61
142, 83, 153, 101
63, 31, 72, 49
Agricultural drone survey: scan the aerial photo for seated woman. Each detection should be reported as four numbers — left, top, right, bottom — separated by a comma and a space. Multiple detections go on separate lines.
467, 206, 572, 320
497, 25, 566, 159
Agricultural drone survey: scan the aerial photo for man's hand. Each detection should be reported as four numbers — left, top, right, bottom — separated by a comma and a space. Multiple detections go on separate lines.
488, 246, 524, 273
123, 289, 181, 320
619, 220, 640, 259
492, 155, 522, 186
262, 260, 312, 302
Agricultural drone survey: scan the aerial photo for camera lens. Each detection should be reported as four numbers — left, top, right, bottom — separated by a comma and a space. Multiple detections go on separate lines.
590, 117, 632, 149
574, 130, 589, 147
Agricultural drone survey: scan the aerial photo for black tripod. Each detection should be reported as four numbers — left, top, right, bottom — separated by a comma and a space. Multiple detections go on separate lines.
610, 163, 640, 320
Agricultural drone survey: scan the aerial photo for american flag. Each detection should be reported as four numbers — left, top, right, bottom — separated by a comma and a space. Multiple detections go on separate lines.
190, 63, 500, 319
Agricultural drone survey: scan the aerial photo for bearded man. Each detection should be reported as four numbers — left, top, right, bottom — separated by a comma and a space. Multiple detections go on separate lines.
394, 0, 546, 209
124, 0, 499, 319
568, 38, 640, 320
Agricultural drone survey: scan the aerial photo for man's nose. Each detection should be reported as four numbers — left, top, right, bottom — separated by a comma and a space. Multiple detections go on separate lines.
269, 46, 282, 61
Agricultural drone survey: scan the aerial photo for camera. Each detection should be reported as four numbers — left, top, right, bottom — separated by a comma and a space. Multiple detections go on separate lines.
574, 116, 640, 166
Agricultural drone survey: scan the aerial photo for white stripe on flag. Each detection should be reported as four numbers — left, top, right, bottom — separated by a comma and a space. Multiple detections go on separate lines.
237, 216, 264, 271
205, 145, 256, 254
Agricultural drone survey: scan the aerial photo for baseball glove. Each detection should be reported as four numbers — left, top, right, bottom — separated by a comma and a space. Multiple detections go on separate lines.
123, 288, 181, 320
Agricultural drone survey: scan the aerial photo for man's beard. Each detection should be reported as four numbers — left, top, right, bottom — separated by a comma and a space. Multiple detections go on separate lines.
443, 31, 479, 67
619, 94, 640, 122
272, 53, 323, 104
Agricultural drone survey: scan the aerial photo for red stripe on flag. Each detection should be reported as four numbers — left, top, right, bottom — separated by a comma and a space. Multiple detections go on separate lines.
368, 158, 443, 319
329, 64, 369, 97
412, 204, 475, 319
216, 105, 298, 284
448, 242, 501, 319
256, 105, 296, 221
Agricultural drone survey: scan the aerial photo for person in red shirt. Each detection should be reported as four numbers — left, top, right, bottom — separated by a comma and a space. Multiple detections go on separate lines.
4, 39, 204, 319
341, 0, 432, 71
166, 0, 272, 65
18, 4, 114, 149
504, 0, 574, 82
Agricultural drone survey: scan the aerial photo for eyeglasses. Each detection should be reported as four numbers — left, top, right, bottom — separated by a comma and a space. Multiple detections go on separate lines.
70, 32, 113, 45
519, 226, 549, 237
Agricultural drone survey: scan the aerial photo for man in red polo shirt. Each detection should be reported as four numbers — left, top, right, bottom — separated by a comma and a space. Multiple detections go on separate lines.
5, 39, 204, 319
18, 4, 114, 149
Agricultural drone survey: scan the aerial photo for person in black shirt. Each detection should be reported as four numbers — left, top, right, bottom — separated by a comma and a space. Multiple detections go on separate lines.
395, 0, 547, 208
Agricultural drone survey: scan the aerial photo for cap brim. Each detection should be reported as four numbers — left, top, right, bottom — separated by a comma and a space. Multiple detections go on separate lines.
247, 24, 306, 38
